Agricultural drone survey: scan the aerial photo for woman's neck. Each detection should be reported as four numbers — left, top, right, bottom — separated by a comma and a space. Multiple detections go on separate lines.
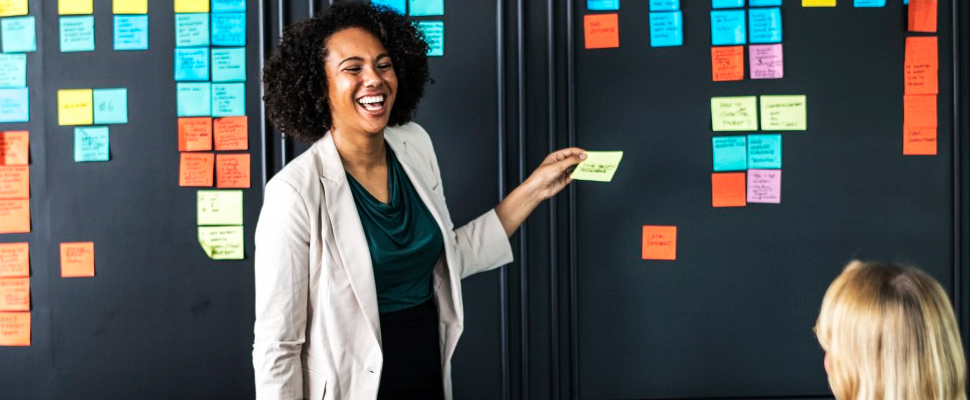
332, 126, 386, 172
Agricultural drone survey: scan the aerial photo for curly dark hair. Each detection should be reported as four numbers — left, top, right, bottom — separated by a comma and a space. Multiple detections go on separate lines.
262, 2, 431, 143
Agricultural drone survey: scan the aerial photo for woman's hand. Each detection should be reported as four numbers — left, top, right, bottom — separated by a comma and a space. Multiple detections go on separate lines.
495, 148, 586, 237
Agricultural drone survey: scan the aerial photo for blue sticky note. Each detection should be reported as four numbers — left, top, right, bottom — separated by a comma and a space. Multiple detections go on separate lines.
211, 12, 246, 46
93, 88, 128, 125
74, 127, 110, 162
417, 21, 444, 57
409, 0, 443, 16
649, 0, 679, 11
904, 0, 908, 4
0, 88, 28, 122
587, 0, 619, 10
747, 134, 782, 169
211, 47, 246, 82
748, 7, 781, 44
713, 0, 744, 8
2, 16, 36, 53
177, 82, 211, 117
712, 136, 747, 171
750, 0, 782, 5
372, 0, 406, 14
60, 16, 94, 52
212, 0, 246, 12
212, 83, 245, 117
0, 54, 26, 88
711, 10, 746, 45
649, 12, 683, 47
114, 15, 148, 51
176, 13, 209, 47
854, 0, 886, 6
175, 47, 210, 81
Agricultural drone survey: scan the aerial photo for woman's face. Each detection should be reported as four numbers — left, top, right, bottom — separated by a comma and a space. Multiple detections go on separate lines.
324, 27, 398, 136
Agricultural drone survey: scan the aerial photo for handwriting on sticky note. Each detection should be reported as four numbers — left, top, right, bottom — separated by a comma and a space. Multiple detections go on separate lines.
60, 242, 94, 278
904, 127, 936, 156
197, 190, 243, 226
0, 278, 28, 311
904, 37, 937, 95
211, 83, 245, 117
74, 127, 110, 162
93, 88, 128, 124
710, 10, 746, 46
712, 172, 746, 207
0, 0, 28, 17
747, 134, 782, 169
217, 154, 250, 188
0, 131, 27, 165
642, 225, 677, 260
58, 89, 93, 126
0, 199, 28, 233
649, 11, 683, 47
711, 46, 744, 81
0, 53, 27, 88
750, 44, 783, 79
712, 136, 746, 172
0, 243, 28, 278
198, 226, 244, 260
0, 311, 29, 346
0, 165, 28, 199
908, 0, 937, 33
903, 94, 937, 128
0, 88, 29, 123
760, 95, 807, 131
711, 96, 758, 131
570, 151, 623, 182
214, 117, 247, 150
584, 14, 619, 49
747, 169, 781, 204
178, 117, 212, 151
180, 153, 214, 187
748, 7, 782, 44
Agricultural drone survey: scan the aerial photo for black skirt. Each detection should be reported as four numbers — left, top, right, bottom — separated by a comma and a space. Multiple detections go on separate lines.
376, 298, 445, 400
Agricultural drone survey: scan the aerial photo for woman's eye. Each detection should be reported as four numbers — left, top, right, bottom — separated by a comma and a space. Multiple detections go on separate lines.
378, 63, 392, 70
344, 67, 361, 73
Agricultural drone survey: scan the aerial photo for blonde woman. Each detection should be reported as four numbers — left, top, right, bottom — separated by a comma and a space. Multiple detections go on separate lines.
815, 261, 967, 400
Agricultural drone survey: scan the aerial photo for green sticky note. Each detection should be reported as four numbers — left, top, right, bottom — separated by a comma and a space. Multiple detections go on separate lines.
177, 82, 211, 117
409, 0, 443, 16
712, 136, 747, 171
711, 96, 758, 131
570, 151, 623, 182
197, 190, 243, 225
175, 13, 209, 47
74, 126, 109, 162
59, 15, 94, 52
198, 226, 244, 260
760, 95, 807, 131
211, 47, 245, 82
0, 53, 26, 88
93, 88, 128, 124
2, 16, 36, 53
417, 21, 443, 57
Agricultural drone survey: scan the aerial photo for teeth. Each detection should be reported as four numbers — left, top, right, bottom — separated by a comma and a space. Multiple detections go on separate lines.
358, 95, 384, 104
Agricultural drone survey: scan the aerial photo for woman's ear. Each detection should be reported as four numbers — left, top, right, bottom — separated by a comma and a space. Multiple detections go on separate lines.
823, 352, 831, 375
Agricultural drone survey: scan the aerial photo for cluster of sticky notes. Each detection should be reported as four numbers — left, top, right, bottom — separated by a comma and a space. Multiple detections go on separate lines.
0, 131, 29, 233
0, 242, 29, 346
642, 225, 676, 260
649, 0, 683, 47
903, 37, 938, 155
58, 88, 129, 126
178, 118, 250, 186
60, 241, 94, 277
712, 169, 781, 206
0, 6, 31, 123
197, 190, 245, 259
393, 0, 443, 56
712, 95, 808, 131
710, 1, 783, 81
570, 151, 624, 182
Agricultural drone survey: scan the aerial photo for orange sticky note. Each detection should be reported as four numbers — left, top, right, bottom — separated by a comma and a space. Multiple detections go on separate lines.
0, 278, 28, 311
712, 172, 747, 207
0, 165, 28, 199
214, 116, 248, 151
178, 117, 213, 152
216, 153, 251, 188
711, 46, 744, 82
903, 127, 937, 156
904, 37, 938, 95
60, 242, 94, 278
642, 225, 677, 261
0, 199, 29, 233
903, 94, 937, 128
180, 153, 214, 187
584, 14, 619, 49
0, 312, 29, 346
908, 0, 937, 33
0, 243, 28, 278
0, 131, 28, 166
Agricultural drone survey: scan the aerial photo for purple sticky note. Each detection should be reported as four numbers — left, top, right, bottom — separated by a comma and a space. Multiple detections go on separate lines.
747, 169, 781, 203
750, 44, 783, 79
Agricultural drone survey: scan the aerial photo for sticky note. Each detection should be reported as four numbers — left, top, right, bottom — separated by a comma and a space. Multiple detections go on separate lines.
649, 0, 679, 11
588, 0, 619, 10
0, 131, 27, 165
748, 7, 782, 44
74, 127, 110, 162
175, 0, 209, 13
641, 225, 676, 260
750, 44, 783, 79
649, 11, 683, 47
114, 15, 149, 50
711, 46, 744, 81
760, 95, 806, 131
711, 10, 746, 45
410, 0, 444, 15
211, 12, 245, 47
59, 16, 95, 52
418, 21, 444, 57
903, 127, 936, 155
0, 88, 27, 123
0, 278, 28, 311
584, 14, 619, 49
712, 136, 747, 171
212, 0, 246, 12
0, 199, 28, 233
0, 312, 29, 346
747, 134, 782, 168
178, 117, 213, 151
60, 242, 94, 277
803, 0, 836, 6
855, 0, 885, 6
212, 83, 245, 117
903, 94, 936, 128
2, 16, 35, 53
0, 54, 25, 88
180, 152, 214, 187
114, 0, 147, 14
747, 169, 781, 203
372, 0, 406, 14
93, 88, 128, 125
198, 226, 244, 260
176, 13, 209, 47
59, 0, 92, 15
0, 243, 28, 278
711, 96, 757, 131
177, 82, 212, 117
750, 0, 782, 5
0, 165, 28, 198
905, 37, 937, 95
198, 190, 243, 225
212, 47, 246, 82
58, 89, 93, 126
0, 1, 28, 17
216, 153, 250, 188
214, 116, 248, 150
570, 151, 623, 182
713, 0, 744, 8
908, 0, 936, 33
175, 47, 210, 81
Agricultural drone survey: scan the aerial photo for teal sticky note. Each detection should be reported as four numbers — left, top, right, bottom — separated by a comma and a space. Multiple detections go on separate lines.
747, 134, 781, 169
211, 12, 245, 47
417, 21, 443, 57
748, 7, 781, 44
750, 0, 781, 5
211, 47, 245, 82
587, 0, 619, 10
372, 0, 406, 14
713, 0, 744, 8
93, 88, 128, 125
176, 13, 209, 47
854, 0, 885, 5
711, 10, 746, 46
0, 54, 26, 88
649, 11, 682, 47
60, 16, 95, 53
212, 83, 245, 117
712, 136, 747, 171
74, 127, 110, 162
175, 47, 210, 81
177, 82, 211, 117
212, 0, 246, 12
0, 88, 27, 122
409, 0, 443, 16
2, 16, 36, 53
114, 15, 148, 51
649, 0, 679, 11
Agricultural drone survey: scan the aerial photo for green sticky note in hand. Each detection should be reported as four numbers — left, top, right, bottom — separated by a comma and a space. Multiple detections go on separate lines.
570, 151, 623, 182
197, 190, 243, 226
198, 226, 244, 260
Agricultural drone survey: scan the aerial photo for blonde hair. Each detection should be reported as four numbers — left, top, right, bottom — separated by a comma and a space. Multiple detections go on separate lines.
815, 261, 967, 400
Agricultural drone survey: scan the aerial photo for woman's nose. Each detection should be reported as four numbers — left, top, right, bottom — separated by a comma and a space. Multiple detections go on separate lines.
362, 66, 384, 87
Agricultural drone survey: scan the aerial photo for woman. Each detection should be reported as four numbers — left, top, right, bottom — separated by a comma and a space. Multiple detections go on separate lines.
814, 261, 967, 400
253, 3, 585, 399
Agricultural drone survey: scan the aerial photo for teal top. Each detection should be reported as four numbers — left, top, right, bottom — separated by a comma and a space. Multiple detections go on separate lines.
346, 145, 445, 313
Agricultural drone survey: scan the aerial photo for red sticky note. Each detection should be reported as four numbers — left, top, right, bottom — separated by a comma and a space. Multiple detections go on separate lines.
0, 199, 29, 233
642, 225, 677, 260
179, 153, 214, 187
0, 278, 29, 311
712, 172, 747, 207
216, 153, 251, 188
0, 312, 29, 346
178, 117, 213, 152
214, 116, 248, 151
711, 46, 744, 82
904, 37, 938, 95
903, 127, 937, 156
0, 131, 28, 166
584, 14, 619, 49
908, 0, 937, 33
0, 166, 28, 199
903, 94, 937, 128
0, 243, 28, 278
60, 242, 94, 278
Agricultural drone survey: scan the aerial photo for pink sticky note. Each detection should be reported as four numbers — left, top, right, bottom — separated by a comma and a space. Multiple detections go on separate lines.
747, 169, 781, 204
750, 44, 783, 79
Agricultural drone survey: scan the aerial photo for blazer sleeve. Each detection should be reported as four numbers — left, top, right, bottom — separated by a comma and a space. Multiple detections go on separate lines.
253, 178, 310, 400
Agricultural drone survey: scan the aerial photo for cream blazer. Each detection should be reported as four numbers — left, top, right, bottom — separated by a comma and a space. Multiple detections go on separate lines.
253, 122, 514, 400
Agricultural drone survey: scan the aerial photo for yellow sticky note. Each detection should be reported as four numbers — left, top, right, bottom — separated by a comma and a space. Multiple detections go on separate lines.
0, 0, 28, 17
197, 190, 243, 226
711, 96, 758, 131
175, 0, 209, 13
760, 95, 807, 131
59, 0, 93, 15
114, 0, 147, 14
802, 0, 836, 6
198, 226, 244, 260
58, 89, 93, 126
570, 151, 623, 182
